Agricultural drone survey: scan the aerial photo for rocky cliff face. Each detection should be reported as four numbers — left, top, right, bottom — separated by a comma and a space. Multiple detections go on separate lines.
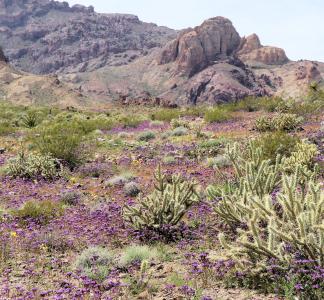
158, 17, 241, 76
0, 0, 176, 74
62, 15, 323, 106
237, 34, 289, 65
0, 46, 7, 62
0, 1, 322, 106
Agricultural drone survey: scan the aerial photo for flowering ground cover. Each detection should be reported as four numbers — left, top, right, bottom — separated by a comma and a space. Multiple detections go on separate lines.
0, 98, 323, 299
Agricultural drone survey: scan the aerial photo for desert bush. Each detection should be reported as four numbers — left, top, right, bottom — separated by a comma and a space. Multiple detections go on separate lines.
75, 246, 114, 282
119, 245, 157, 267
60, 191, 80, 206
204, 107, 230, 123
124, 182, 141, 197
119, 115, 142, 128
6, 151, 60, 180
123, 166, 199, 231
206, 155, 231, 169
137, 131, 156, 142
254, 132, 300, 163
0, 120, 16, 136
106, 172, 135, 186
11, 199, 64, 224
170, 126, 188, 136
162, 156, 176, 165
31, 119, 89, 168
149, 120, 164, 127
151, 108, 181, 122
170, 118, 190, 129
254, 113, 303, 132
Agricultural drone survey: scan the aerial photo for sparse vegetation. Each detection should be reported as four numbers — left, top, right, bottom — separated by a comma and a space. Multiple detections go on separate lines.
0, 97, 322, 299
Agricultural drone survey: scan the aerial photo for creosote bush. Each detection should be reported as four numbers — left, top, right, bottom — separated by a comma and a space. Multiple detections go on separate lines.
31, 119, 90, 169
11, 199, 64, 224
254, 131, 300, 163
123, 166, 199, 232
204, 107, 230, 123
6, 151, 60, 180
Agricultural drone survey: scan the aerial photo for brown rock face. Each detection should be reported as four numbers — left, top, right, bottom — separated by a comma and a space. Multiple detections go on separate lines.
0, 0, 176, 74
238, 34, 289, 65
158, 17, 241, 76
237, 34, 261, 55
0, 47, 7, 63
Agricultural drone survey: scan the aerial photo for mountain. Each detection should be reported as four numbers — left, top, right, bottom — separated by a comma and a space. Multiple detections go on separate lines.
60, 17, 324, 105
0, 1, 323, 106
0, 47, 87, 107
0, 0, 176, 74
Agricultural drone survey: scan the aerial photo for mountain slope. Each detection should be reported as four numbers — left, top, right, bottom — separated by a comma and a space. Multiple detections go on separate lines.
0, 0, 176, 74
0, 46, 87, 107
61, 17, 323, 105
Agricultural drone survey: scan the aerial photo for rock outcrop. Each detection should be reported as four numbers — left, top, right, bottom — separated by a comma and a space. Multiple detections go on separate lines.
0, 47, 7, 63
238, 34, 289, 65
158, 17, 241, 76
0, 0, 176, 74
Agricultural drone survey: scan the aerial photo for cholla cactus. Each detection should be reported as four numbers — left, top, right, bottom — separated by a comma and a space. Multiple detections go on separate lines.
220, 171, 324, 267
6, 151, 60, 180
123, 166, 199, 229
282, 140, 319, 173
254, 113, 303, 132
208, 142, 281, 226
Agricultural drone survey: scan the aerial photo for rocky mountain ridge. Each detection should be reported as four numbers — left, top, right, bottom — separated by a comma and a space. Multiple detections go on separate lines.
0, 1, 323, 106
63, 16, 323, 106
0, 0, 176, 74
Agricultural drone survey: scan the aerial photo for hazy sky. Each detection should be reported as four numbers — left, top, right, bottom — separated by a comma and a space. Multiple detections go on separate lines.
66, 0, 324, 62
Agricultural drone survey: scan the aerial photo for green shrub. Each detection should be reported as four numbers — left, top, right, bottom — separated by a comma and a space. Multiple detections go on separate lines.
6, 151, 60, 180
162, 156, 176, 165
170, 118, 190, 129
119, 115, 142, 128
119, 245, 157, 267
31, 120, 89, 168
123, 166, 199, 230
254, 114, 303, 132
204, 107, 230, 123
0, 120, 15, 136
151, 108, 181, 122
170, 126, 188, 137
254, 132, 300, 163
137, 131, 156, 142
11, 200, 64, 224
75, 246, 114, 282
